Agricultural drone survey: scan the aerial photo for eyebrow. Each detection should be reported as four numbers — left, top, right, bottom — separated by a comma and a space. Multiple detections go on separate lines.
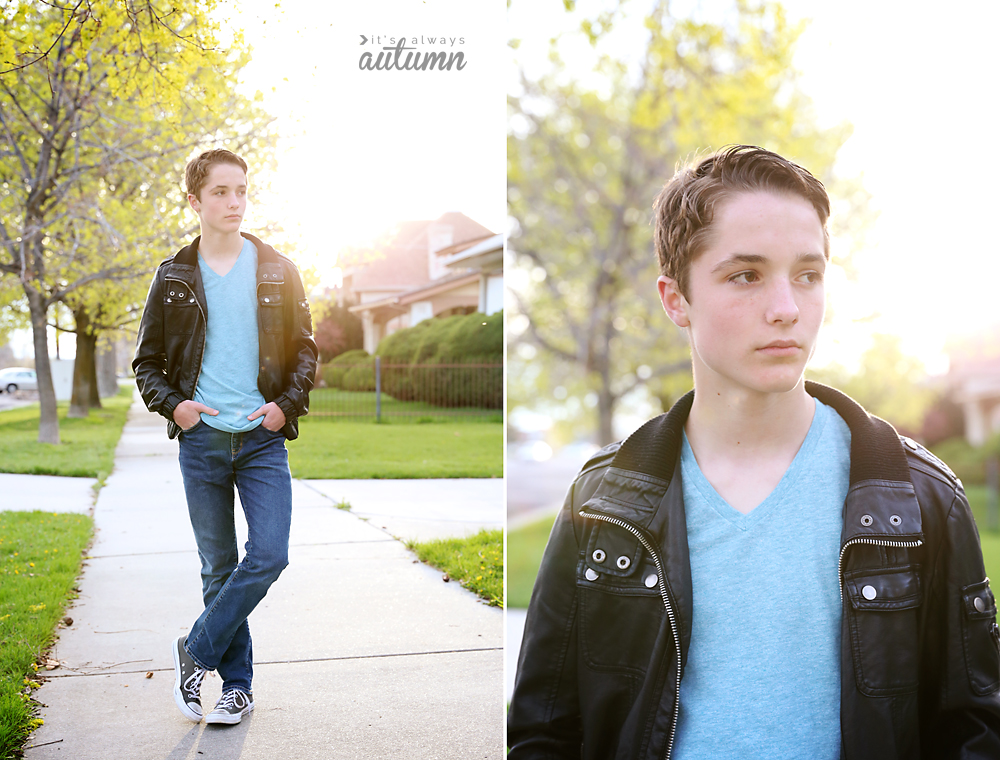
710, 252, 825, 274
207, 184, 247, 192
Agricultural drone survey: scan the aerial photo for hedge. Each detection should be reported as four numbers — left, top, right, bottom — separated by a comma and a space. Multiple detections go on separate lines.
377, 311, 502, 408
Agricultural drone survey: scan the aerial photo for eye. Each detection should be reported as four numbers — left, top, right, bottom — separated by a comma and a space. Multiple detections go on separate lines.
798, 270, 824, 284
728, 270, 759, 285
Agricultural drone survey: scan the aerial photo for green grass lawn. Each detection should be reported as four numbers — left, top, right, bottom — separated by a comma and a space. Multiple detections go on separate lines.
507, 514, 557, 609
407, 529, 503, 607
0, 511, 93, 759
0, 387, 133, 479
288, 418, 503, 479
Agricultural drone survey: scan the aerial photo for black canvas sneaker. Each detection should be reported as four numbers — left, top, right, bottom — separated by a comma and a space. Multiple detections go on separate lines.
205, 689, 255, 725
172, 636, 207, 722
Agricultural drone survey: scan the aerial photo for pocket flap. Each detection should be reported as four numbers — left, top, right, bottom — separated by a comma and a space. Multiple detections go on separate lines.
584, 522, 642, 579
846, 566, 921, 611
259, 292, 284, 307
963, 579, 998, 620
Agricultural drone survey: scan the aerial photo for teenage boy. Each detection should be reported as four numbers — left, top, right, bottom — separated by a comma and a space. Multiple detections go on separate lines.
507, 145, 1000, 758
133, 149, 317, 725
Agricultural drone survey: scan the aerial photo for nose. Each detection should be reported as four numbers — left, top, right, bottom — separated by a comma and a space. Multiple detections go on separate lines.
765, 278, 799, 324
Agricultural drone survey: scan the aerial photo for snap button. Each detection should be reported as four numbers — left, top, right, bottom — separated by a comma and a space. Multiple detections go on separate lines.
860, 515, 873, 527
616, 556, 631, 570
644, 573, 657, 588
189, 298, 195, 303
862, 585, 877, 600
889, 515, 902, 526
178, 292, 185, 298
976, 596, 986, 613
169, 290, 176, 296
166, 298, 172, 303
264, 297, 270, 303
585, 568, 599, 582
592, 549, 606, 564
904, 437, 918, 449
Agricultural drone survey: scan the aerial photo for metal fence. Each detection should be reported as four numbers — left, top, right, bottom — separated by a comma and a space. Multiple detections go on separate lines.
309, 358, 502, 420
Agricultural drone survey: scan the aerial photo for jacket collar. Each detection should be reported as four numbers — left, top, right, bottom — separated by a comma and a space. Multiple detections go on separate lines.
165, 233, 281, 286
609, 381, 913, 489
590, 381, 923, 545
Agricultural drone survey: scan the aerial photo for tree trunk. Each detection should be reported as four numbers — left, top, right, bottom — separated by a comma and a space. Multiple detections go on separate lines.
97, 339, 118, 398
26, 288, 59, 443
598, 380, 615, 446
69, 308, 98, 417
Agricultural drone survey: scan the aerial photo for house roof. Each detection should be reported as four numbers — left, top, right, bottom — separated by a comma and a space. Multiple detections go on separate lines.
349, 270, 481, 315
339, 212, 494, 294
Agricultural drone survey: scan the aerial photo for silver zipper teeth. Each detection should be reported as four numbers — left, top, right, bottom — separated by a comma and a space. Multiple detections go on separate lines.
581, 510, 682, 760
837, 536, 923, 604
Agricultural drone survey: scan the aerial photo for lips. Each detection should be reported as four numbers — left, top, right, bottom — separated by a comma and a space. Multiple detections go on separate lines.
758, 340, 802, 357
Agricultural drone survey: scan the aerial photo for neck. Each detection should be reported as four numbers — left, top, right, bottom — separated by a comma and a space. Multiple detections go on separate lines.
685, 376, 815, 459
198, 229, 244, 261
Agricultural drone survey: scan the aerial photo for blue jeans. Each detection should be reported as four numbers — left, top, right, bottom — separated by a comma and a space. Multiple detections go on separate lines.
177, 421, 292, 693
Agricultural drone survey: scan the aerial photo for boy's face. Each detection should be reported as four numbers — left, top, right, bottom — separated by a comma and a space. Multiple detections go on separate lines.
187, 162, 247, 236
657, 191, 827, 399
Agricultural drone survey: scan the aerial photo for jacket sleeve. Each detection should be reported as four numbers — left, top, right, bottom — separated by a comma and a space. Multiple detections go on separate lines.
507, 481, 585, 758
923, 480, 1000, 757
132, 268, 186, 422
272, 258, 318, 423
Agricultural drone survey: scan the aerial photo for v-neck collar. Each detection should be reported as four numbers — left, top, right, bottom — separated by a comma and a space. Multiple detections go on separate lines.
680, 400, 829, 530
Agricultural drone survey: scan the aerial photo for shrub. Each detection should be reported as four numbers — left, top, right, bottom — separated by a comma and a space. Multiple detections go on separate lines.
320, 349, 370, 389
377, 312, 502, 408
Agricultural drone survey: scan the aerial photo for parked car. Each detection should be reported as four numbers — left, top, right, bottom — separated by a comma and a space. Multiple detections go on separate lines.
0, 367, 37, 393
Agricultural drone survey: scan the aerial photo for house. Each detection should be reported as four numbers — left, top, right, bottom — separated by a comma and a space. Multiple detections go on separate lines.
947, 331, 1000, 445
339, 212, 501, 354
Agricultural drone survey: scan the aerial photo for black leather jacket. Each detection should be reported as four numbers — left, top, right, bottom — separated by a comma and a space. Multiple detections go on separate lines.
508, 383, 1000, 759
132, 233, 318, 440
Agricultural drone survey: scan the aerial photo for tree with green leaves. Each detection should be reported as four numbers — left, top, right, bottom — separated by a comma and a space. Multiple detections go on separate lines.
0, 0, 275, 441
508, 0, 873, 444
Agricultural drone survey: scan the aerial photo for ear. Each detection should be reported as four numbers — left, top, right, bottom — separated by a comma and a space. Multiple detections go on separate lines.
657, 276, 690, 328
187, 193, 200, 214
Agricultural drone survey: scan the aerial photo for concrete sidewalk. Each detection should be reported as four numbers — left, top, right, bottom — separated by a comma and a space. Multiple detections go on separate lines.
16, 394, 503, 759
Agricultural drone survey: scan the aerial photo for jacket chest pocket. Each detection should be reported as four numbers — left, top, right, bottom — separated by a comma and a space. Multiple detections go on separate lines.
845, 565, 921, 696
578, 522, 663, 674
259, 291, 284, 334
164, 283, 198, 335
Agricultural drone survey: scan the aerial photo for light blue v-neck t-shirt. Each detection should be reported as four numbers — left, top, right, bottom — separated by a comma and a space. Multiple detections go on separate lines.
673, 398, 851, 760
193, 238, 266, 433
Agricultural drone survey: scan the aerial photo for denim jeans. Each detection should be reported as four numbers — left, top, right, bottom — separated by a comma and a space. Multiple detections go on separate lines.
177, 420, 292, 693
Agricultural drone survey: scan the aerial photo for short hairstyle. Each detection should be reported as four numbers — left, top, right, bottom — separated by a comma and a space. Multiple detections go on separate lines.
653, 145, 830, 299
185, 149, 248, 200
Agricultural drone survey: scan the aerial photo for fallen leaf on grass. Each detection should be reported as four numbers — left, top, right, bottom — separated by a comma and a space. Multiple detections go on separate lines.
42, 658, 60, 671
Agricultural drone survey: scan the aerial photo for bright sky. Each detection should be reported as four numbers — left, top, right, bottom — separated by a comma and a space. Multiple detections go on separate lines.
231, 0, 506, 282
508, 0, 1000, 375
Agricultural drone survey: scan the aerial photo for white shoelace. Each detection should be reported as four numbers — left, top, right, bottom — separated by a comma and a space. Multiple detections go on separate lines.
214, 689, 249, 711
184, 666, 207, 694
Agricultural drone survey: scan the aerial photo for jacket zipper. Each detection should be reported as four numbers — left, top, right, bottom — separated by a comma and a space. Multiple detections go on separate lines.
580, 509, 682, 760
837, 536, 924, 604
166, 277, 206, 398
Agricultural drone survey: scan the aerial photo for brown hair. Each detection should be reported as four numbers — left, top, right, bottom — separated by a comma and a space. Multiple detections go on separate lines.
653, 145, 830, 299
185, 149, 248, 200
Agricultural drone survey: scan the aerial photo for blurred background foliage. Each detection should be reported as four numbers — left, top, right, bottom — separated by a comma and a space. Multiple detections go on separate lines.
507, 0, 880, 446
